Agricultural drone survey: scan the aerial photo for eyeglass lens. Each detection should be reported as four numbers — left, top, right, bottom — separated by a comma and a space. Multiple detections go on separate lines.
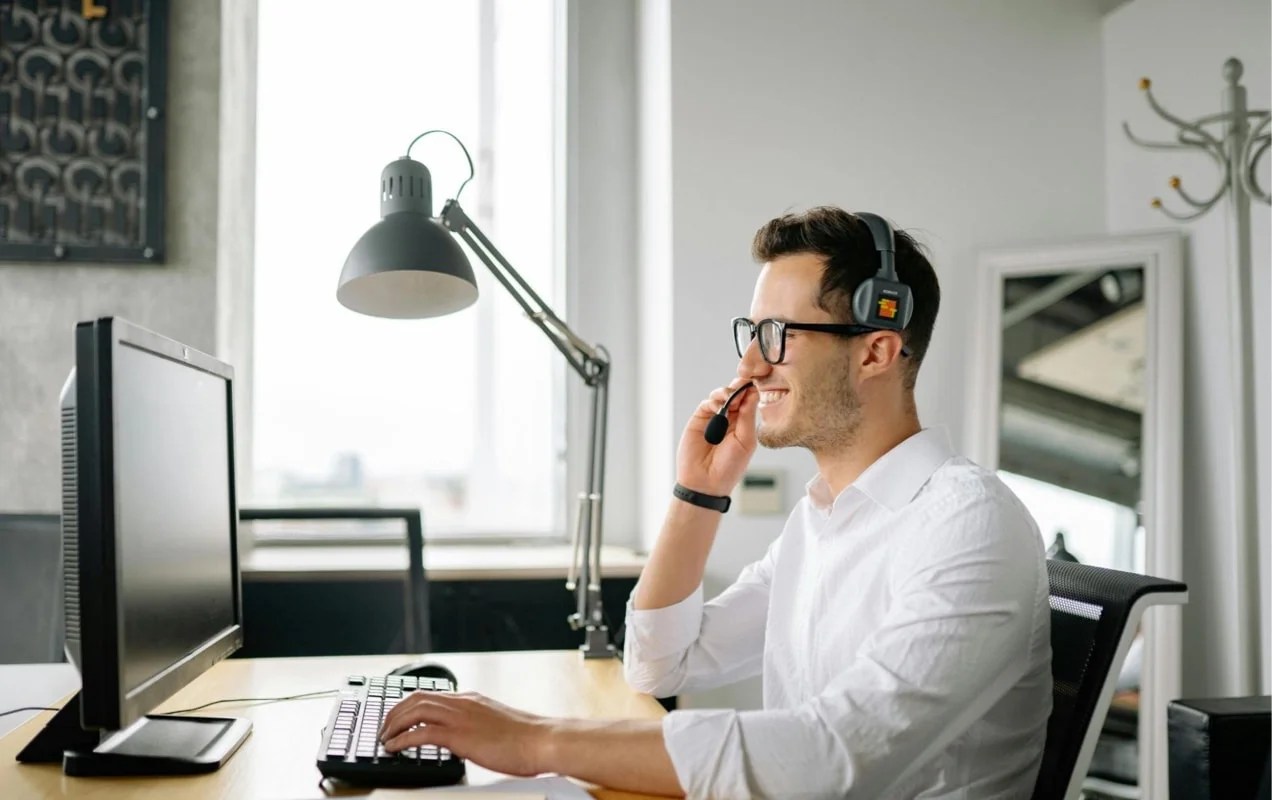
733, 318, 785, 363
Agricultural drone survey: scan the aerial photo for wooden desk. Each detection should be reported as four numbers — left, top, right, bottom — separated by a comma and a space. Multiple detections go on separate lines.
0, 651, 666, 800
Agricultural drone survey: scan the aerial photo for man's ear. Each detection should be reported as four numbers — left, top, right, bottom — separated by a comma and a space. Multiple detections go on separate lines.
860, 331, 906, 374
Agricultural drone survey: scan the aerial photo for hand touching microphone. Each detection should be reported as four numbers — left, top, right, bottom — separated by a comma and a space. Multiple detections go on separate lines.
675, 380, 758, 498
635, 380, 758, 612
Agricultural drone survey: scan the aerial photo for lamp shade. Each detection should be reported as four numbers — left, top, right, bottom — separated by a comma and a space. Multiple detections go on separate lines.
337, 157, 479, 319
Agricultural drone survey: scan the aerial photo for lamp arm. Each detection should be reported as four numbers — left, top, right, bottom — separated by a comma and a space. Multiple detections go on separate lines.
440, 198, 615, 658
442, 200, 605, 383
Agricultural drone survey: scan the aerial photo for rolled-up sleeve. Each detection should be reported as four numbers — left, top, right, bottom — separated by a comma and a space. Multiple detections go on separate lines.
659, 494, 1049, 799
623, 538, 780, 698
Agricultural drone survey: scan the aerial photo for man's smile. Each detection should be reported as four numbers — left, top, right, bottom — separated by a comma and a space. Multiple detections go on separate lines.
758, 389, 789, 407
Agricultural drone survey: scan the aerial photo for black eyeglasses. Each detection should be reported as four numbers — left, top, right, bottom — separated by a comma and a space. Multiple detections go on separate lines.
732, 317, 911, 364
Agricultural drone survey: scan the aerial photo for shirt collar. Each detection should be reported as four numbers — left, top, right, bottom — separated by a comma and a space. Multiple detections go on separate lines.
805, 427, 956, 514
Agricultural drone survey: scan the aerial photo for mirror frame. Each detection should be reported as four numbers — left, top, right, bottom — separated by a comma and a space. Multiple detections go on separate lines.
967, 231, 1184, 798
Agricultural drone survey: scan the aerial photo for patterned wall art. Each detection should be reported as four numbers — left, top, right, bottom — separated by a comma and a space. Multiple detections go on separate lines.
0, 0, 167, 263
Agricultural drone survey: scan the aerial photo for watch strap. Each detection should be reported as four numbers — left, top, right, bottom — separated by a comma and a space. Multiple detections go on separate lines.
673, 483, 731, 513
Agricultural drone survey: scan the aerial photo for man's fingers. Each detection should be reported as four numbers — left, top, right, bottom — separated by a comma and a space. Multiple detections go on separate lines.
384, 723, 455, 754
701, 381, 749, 416
380, 696, 459, 741
731, 384, 759, 446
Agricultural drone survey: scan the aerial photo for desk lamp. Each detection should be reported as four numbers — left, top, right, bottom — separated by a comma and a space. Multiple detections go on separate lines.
337, 130, 615, 659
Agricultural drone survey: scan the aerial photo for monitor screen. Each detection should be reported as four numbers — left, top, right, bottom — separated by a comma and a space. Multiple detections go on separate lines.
63, 317, 243, 731
113, 341, 237, 697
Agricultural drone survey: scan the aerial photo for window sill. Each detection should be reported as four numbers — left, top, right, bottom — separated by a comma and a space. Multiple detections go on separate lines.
241, 542, 647, 583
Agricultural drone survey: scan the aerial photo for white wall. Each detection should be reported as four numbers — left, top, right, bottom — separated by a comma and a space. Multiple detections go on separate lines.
1104, 0, 1271, 695
636, 0, 1110, 709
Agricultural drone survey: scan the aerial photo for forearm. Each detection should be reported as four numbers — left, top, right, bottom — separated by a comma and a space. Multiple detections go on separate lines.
540, 718, 683, 797
632, 499, 722, 610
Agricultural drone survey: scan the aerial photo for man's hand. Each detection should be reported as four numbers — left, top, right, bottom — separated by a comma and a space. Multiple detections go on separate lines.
630, 380, 758, 613
379, 691, 683, 796
676, 379, 758, 496
380, 691, 550, 777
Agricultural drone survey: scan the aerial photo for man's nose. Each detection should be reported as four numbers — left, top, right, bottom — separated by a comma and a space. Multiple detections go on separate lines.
737, 337, 771, 381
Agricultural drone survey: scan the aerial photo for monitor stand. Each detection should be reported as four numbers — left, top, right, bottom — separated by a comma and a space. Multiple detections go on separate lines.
16, 692, 252, 776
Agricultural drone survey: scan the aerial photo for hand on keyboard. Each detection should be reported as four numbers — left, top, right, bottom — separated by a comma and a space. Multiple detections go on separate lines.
316, 674, 466, 788
381, 690, 551, 778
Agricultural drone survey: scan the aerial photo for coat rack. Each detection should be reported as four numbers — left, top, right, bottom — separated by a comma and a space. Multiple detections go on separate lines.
1123, 56, 1269, 692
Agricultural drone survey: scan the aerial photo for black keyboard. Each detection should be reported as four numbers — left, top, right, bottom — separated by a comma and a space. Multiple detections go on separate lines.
316, 673, 466, 788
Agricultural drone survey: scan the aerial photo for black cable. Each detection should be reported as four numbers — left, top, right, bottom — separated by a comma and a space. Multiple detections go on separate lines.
0, 706, 58, 718
166, 689, 337, 715
2, 690, 338, 720
404, 129, 475, 201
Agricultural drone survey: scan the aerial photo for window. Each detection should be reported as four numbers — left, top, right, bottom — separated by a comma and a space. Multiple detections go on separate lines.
251, 0, 562, 540
999, 470, 1143, 571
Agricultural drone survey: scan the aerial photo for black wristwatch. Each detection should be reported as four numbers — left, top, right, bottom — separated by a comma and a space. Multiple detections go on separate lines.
673, 483, 731, 513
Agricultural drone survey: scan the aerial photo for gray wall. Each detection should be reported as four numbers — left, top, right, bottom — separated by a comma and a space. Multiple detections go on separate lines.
0, 1, 223, 513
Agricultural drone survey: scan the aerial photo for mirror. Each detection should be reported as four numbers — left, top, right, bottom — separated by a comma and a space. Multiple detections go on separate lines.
969, 232, 1184, 799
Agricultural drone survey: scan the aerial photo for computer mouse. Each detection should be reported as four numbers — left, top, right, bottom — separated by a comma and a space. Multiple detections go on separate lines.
388, 660, 458, 688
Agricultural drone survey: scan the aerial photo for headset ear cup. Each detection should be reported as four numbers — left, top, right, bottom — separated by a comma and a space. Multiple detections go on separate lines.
852, 278, 875, 325
899, 285, 915, 328
856, 277, 909, 330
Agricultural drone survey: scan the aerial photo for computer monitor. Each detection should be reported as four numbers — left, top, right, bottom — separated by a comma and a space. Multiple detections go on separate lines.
17, 317, 250, 776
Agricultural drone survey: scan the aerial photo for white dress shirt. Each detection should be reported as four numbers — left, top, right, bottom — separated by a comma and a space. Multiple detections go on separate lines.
624, 427, 1052, 799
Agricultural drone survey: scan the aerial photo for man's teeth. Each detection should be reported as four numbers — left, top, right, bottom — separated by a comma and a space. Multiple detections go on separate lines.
760, 391, 786, 404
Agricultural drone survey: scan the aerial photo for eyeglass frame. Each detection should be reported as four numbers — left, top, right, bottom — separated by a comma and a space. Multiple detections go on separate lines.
732, 316, 912, 365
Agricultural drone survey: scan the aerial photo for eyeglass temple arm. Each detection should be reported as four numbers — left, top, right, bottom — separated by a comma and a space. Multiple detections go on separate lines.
740, 320, 912, 357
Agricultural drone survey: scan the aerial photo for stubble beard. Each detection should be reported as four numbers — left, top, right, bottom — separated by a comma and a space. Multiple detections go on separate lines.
756, 360, 862, 454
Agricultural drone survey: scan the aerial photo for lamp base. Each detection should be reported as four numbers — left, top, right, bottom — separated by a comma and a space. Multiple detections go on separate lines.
580, 624, 617, 660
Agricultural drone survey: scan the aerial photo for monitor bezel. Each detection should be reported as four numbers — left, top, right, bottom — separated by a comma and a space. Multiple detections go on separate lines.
75, 316, 244, 731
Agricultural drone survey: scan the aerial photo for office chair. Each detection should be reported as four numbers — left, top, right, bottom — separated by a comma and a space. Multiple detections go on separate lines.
238, 507, 430, 652
0, 513, 65, 663
1032, 560, 1188, 800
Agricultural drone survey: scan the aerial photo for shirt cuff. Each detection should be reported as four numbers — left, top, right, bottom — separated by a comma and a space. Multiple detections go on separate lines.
662, 708, 749, 800
624, 584, 705, 661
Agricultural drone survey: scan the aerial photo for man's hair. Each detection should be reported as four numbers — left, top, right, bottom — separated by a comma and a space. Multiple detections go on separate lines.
751, 206, 940, 390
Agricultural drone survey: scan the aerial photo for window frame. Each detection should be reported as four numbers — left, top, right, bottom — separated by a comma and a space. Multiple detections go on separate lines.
224, 0, 575, 546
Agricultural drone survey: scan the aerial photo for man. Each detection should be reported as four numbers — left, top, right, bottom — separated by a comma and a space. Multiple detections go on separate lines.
380, 207, 1052, 799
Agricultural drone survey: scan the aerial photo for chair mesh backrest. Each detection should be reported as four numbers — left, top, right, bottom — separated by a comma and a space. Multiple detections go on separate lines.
1032, 560, 1187, 800
0, 513, 64, 663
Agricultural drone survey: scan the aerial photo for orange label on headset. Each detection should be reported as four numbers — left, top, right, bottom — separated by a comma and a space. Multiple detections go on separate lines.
877, 297, 898, 319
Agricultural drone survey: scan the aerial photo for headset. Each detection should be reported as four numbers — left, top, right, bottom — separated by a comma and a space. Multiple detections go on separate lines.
850, 212, 914, 331
704, 211, 913, 445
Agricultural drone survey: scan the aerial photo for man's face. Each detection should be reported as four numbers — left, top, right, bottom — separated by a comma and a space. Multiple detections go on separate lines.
741, 253, 863, 453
